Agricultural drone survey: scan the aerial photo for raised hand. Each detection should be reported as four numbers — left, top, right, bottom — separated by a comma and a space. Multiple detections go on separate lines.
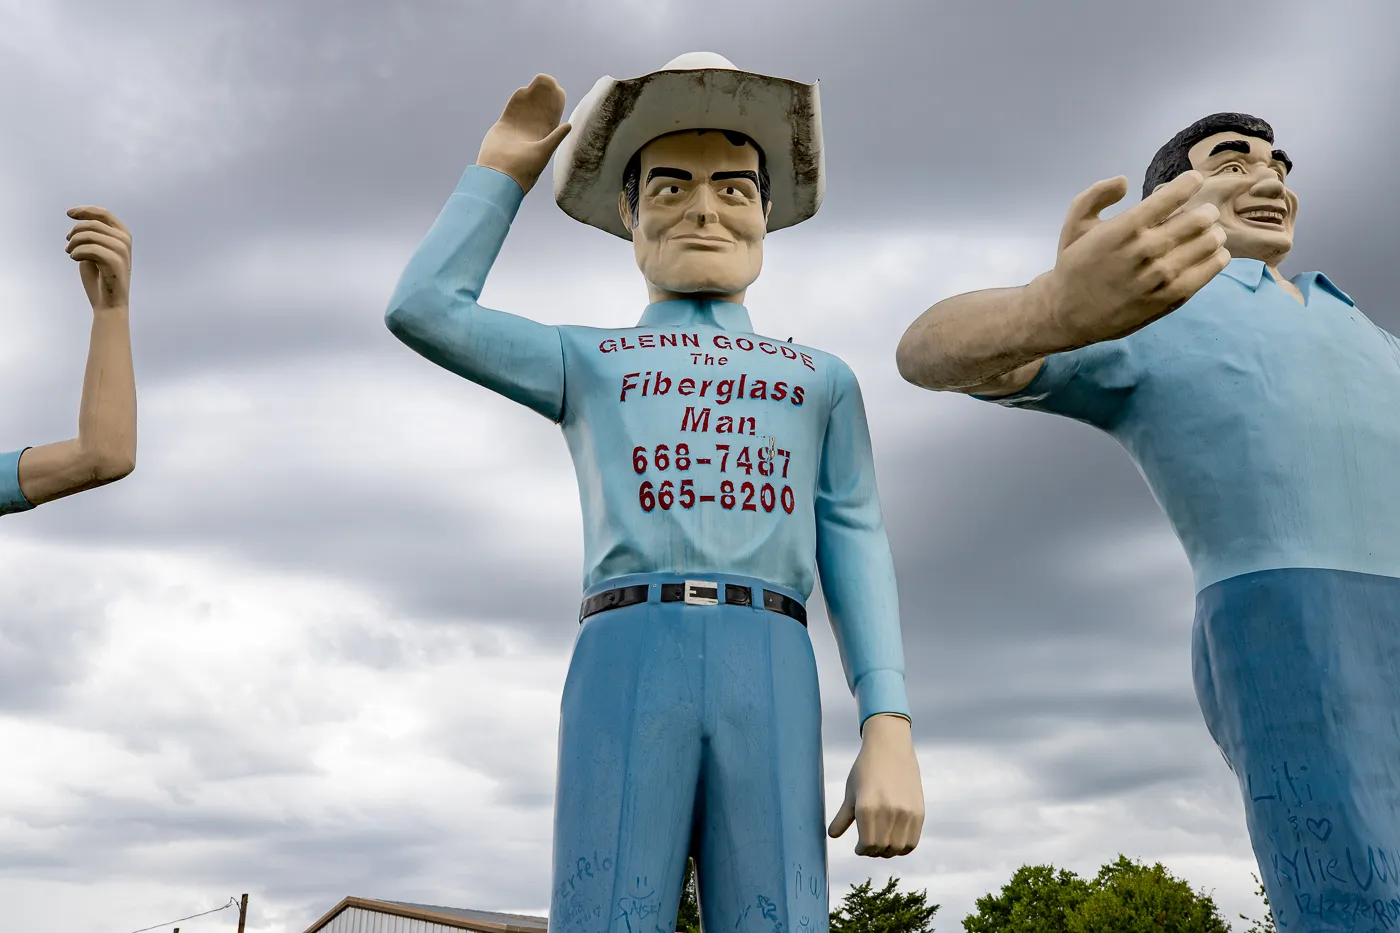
14, 206, 137, 505
828, 713, 924, 858
1044, 171, 1229, 347
65, 206, 132, 313
477, 74, 572, 195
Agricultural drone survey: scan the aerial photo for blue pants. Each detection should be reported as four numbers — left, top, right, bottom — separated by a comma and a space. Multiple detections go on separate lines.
549, 573, 829, 933
1194, 568, 1400, 932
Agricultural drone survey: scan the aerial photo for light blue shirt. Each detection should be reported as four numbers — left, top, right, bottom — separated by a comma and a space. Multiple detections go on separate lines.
385, 166, 910, 724
0, 449, 33, 515
991, 258, 1400, 591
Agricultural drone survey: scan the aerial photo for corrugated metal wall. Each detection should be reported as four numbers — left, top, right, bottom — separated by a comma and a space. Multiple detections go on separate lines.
322, 906, 470, 933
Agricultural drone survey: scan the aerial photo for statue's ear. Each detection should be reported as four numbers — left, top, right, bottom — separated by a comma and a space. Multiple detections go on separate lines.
618, 190, 633, 234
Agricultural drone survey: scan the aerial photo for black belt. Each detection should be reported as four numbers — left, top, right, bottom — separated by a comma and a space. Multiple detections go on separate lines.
579, 579, 807, 627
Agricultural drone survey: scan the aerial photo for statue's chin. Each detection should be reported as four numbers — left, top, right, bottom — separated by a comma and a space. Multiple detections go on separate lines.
647, 272, 760, 300
662, 283, 744, 298
641, 253, 761, 299
1227, 238, 1293, 266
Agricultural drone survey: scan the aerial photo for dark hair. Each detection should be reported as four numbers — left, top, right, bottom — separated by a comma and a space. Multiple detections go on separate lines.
1142, 112, 1290, 199
622, 129, 771, 227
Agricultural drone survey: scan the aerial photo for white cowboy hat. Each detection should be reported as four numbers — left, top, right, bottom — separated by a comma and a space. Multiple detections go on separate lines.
552, 51, 824, 240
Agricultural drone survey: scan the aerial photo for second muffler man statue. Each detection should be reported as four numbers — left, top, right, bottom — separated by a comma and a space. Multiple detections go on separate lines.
897, 112, 1400, 932
386, 53, 923, 933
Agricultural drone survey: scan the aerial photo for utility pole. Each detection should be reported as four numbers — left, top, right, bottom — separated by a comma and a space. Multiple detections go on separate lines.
236, 894, 249, 933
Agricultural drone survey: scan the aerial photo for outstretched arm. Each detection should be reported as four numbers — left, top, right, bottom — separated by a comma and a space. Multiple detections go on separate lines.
385, 75, 573, 421
896, 172, 1230, 396
13, 207, 136, 509
894, 276, 1059, 396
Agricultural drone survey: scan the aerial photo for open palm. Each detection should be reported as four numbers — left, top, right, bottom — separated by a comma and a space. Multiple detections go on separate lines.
477, 74, 571, 194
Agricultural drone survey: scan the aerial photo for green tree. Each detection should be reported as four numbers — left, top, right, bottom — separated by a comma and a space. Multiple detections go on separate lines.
963, 864, 1092, 933
830, 877, 940, 933
964, 856, 1232, 932
1237, 875, 1276, 933
1068, 857, 1230, 932
676, 858, 700, 933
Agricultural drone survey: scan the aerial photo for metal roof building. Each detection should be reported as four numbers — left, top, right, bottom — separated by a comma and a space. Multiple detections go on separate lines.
303, 898, 548, 933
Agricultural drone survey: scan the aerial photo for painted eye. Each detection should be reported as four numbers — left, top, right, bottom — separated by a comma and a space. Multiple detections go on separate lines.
1222, 164, 1243, 174
660, 185, 681, 195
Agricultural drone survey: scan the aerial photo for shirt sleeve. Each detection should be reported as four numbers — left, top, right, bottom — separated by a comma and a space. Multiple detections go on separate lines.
815, 361, 911, 729
0, 449, 35, 515
385, 165, 567, 422
974, 337, 1144, 430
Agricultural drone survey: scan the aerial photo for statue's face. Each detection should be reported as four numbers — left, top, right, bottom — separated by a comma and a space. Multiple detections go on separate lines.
1176, 131, 1298, 265
622, 130, 771, 300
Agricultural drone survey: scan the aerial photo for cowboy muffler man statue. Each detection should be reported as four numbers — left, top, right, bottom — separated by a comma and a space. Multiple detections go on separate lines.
386, 53, 924, 932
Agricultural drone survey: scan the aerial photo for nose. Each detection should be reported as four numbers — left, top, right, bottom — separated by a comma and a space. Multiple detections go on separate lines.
684, 185, 720, 226
1249, 167, 1285, 199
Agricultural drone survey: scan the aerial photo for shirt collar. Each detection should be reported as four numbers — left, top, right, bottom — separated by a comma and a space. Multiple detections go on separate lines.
1293, 271, 1356, 306
637, 299, 753, 332
1219, 258, 1268, 290
1217, 258, 1355, 306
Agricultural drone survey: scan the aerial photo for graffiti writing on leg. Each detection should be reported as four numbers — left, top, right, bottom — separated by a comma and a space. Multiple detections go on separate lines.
615, 876, 660, 933
794, 864, 824, 900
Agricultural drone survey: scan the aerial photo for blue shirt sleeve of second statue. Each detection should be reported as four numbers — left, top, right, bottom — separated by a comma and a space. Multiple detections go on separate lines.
815, 362, 912, 728
976, 337, 1144, 431
0, 449, 35, 515
385, 165, 567, 422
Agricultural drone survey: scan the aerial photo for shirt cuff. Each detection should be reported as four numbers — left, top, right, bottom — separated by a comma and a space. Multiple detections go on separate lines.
854, 668, 911, 727
455, 165, 526, 222
0, 448, 36, 515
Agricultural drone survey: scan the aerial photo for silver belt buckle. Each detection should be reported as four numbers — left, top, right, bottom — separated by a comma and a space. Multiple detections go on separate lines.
684, 579, 719, 606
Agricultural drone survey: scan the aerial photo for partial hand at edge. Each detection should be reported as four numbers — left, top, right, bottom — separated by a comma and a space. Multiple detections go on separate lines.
828, 713, 924, 858
477, 74, 572, 195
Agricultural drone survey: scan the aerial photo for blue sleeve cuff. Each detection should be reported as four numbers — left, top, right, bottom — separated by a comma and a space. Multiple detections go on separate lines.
0, 448, 35, 515
854, 668, 911, 726
455, 165, 526, 221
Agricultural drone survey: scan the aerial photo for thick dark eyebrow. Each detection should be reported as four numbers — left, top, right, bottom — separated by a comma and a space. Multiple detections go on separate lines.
1271, 148, 1293, 174
711, 170, 759, 186
1208, 139, 1253, 158
646, 167, 692, 183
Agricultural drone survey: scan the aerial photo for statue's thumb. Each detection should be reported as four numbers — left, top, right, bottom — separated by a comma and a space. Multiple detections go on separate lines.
828, 797, 855, 837
542, 123, 572, 152
1059, 176, 1126, 252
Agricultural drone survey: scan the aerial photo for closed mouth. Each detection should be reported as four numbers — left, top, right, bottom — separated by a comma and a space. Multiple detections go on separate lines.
672, 234, 732, 244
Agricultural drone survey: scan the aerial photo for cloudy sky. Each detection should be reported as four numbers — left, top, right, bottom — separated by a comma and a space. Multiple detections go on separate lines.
2, 1, 1397, 931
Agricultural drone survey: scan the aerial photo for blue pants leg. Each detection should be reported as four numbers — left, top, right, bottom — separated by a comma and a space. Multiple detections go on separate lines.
1193, 569, 1400, 932
548, 574, 828, 933
550, 598, 702, 933
694, 599, 829, 933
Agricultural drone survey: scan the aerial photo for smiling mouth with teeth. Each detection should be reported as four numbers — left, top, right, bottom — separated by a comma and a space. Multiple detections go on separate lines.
1237, 208, 1287, 225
